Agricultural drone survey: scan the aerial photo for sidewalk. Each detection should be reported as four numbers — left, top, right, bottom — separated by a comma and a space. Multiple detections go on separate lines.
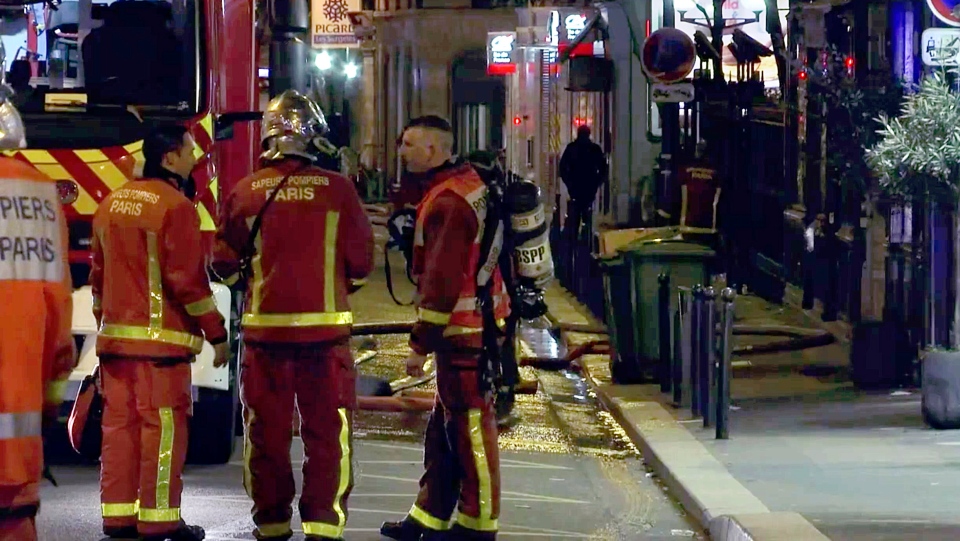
543, 283, 960, 541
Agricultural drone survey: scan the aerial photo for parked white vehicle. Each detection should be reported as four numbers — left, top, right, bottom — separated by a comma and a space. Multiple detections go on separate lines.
66, 282, 239, 464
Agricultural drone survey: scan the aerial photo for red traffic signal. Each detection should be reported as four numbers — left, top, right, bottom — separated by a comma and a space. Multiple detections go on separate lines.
844, 56, 855, 68
513, 116, 522, 126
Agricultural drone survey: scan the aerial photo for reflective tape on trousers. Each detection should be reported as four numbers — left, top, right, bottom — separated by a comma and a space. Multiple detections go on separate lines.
0, 411, 42, 440
0, 178, 64, 282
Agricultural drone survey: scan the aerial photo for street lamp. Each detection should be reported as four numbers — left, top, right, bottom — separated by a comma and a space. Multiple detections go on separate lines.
344, 62, 358, 79
316, 50, 332, 71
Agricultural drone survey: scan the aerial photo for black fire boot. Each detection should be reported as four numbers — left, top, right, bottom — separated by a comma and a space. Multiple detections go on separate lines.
380, 519, 445, 540
139, 521, 205, 541
441, 524, 496, 541
103, 525, 139, 539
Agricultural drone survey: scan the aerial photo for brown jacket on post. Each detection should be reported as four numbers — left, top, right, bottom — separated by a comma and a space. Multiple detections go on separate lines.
211, 158, 375, 344
90, 176, 228, 359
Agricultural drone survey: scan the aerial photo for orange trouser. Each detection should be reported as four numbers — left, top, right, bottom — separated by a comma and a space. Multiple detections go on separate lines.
0, 485, 39, 541
0, 517, 35, 541
240, 339, 356, 540
99, 358, 192, 536
408, 353, 500, 535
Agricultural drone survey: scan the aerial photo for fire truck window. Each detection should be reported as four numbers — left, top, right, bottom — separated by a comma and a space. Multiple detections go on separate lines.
81, 0, 184, 106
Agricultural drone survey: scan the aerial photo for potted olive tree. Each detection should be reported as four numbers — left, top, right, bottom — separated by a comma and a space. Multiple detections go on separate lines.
867, 72, 960, 429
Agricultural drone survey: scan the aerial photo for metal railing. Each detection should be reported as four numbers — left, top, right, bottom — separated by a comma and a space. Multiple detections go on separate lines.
657, 274, 736, 439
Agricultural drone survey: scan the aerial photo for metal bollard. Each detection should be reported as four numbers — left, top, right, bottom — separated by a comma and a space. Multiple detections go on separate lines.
716, 287, 736, 439
673, 287, 691, 407
700, 287, 717, 428
690, 285, 704, 417
658, 273, 672, 394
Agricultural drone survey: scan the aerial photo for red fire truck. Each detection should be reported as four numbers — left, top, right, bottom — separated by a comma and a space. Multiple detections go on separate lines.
1, 0, 259, 464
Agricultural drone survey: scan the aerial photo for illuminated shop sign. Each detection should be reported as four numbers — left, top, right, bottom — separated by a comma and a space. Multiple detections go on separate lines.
487, 32, 517, 75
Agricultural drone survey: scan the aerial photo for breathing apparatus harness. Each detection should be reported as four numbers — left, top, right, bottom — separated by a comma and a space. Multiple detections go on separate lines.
383, 151, 554, 400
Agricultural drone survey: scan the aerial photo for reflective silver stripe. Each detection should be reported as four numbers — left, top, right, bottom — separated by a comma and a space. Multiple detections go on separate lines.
0, 411, 42, 440
0, 178, 65, 282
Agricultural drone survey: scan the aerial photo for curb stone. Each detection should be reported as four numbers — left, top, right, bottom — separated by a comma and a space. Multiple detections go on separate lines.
542, 288, 832, 541
581, 368, 832, 541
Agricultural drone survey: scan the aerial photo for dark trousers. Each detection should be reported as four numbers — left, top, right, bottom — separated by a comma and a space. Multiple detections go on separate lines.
407, 353, 500, 535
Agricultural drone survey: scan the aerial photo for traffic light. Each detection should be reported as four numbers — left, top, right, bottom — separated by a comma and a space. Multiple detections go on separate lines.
844, 56, 855, 78
513, 116, 522, 126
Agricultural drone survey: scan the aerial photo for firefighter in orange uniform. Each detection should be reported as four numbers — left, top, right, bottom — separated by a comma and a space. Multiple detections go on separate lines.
210, 90, 374, 541
381, 116, 509, 541
90, 125, 229, 541
0, 88, 75, 541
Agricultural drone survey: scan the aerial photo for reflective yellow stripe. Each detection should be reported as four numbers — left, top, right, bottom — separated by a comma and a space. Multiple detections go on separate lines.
249, 216, 264, 314
101, 501, 139, 517
442, 318, 506, 337
442, 325, 481, 336
257, 522, 292, 537
456, 512, 499, 532
302, 522, 343, 538
196, 202, 216, 232
408, 504, 451, 531
147, 232, 163, 329
331, 408, 351, 531
184, 296, 217, 316
154, 407, 175, 518
242, 408, 255, 499
457, 408, 497, 532
138, 507, 180, 522
46, 379, 67, 403
350, 278, 367, 288
325, 211, 340, 313
99, 324, 203, 353
418, 308, 451, 325
241, 311, 353, 327
221, 273, 239, 287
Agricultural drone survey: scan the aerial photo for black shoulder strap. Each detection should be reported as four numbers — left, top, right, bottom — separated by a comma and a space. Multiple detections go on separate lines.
236, 162, 308, 288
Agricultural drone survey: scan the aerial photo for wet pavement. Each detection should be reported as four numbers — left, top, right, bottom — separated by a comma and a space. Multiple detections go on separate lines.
38, 260, 705, 540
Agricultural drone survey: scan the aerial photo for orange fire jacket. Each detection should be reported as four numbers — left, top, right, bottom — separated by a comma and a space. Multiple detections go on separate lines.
0, 157, 76, 495
90, 175, 228, 359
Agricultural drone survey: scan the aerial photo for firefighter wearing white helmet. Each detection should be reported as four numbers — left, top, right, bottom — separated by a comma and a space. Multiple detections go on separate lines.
0, 46, 76, 541
212, 89, 374, 541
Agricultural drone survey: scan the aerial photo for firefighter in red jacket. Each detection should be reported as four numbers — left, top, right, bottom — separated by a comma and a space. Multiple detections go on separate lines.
90, 125, 229, 541
0, 91, 76, 541
381, 116, 510, 541
211, 90, 374, 541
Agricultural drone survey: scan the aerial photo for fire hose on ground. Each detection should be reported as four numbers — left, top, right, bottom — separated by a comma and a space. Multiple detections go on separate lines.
351, 324, 539, 412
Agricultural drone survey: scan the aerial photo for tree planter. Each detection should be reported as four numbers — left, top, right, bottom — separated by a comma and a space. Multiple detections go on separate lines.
922, 350, 960, 429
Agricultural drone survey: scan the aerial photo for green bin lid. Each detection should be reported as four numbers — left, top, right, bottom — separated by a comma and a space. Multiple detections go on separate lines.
621, 239, 715, 258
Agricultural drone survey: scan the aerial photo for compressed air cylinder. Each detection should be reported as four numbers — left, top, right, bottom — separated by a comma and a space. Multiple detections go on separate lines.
505, 180, 554, 287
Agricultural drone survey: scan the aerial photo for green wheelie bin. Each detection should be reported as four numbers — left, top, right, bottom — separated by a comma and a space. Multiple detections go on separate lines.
598, 253, 636, 382
617, 239, 715, 384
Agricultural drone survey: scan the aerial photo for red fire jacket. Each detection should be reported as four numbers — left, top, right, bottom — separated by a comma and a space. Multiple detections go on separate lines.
409, 161, 510, 355
90, 176, 228, 358
212, 158, 375, 343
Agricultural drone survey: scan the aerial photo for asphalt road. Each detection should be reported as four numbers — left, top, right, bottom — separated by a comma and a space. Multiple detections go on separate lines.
37, 259, 704, 540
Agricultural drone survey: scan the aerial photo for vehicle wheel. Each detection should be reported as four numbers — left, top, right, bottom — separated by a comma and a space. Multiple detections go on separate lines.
186, 387, 238, 465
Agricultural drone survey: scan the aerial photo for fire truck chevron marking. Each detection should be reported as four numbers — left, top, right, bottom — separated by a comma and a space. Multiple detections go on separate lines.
2, 114, 218, 226
72, 149, 130, 190
49, 149, 115, 203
